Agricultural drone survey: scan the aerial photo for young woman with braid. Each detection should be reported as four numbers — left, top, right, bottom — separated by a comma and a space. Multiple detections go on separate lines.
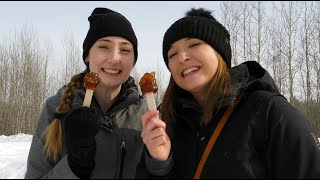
25, 7, 147, 179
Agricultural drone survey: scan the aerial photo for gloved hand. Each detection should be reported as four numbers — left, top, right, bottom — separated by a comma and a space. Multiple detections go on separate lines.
65, 107, 99, 179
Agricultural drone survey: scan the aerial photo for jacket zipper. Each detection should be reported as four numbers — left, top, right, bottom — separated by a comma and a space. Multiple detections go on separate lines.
119, 140, 126, 179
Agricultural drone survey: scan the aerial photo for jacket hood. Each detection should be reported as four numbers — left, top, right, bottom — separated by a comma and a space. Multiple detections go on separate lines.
205, 61, 280, 109
230, 61, 280, 97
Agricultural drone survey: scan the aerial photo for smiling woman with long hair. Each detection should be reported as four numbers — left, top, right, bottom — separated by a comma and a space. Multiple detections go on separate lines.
136, 7, 320, 179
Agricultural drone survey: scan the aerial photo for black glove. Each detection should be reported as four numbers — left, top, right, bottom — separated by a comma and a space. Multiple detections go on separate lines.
65, 107, 99, 179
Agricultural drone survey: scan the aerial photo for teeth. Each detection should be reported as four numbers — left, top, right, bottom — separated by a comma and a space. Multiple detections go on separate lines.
103, 69, 120, 74
183, 67, 199, 76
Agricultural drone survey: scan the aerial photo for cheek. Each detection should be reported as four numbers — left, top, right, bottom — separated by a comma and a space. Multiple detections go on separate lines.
202, 51, 219, 76
170, 70, 181, 85
88, 51, 104, 64
168, 61, 176, 73
209, 60, 219, 76
88, 58, 102, 73
169, 61, 184, 82
123, 59, 134, 72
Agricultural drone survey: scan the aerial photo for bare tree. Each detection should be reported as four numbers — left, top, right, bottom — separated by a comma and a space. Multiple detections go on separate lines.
273, 1, 301, 104
0, 23, 50, 135
238, 1, 252, 63
309, 1, 320, 133
61, 32, 84, 84
221, 1, 241, 66
312, 2, 320, 104
298, 1, 313, 107
251, 1, 268, 64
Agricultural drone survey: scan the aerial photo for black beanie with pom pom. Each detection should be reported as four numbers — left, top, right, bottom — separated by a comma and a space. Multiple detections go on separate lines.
162, 8, 231, 69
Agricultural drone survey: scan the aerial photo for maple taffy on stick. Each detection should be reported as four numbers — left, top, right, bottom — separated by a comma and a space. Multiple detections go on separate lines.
83, 72, 101, 107
139, 72, 158, 111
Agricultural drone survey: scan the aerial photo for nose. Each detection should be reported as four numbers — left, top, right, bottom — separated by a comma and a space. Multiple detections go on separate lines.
177, 51, 190, 63
108, 50, 120, 64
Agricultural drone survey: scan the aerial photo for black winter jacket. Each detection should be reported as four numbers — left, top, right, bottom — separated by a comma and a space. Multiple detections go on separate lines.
136, 61, 320, 178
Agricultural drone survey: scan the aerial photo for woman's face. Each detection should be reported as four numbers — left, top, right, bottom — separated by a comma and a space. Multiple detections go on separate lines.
168, 38, 219, 95
87, 36, 135, 89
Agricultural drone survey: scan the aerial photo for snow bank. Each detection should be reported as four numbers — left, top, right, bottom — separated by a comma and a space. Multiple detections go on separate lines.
0, 133, 32, 143
0, 133, 33, 179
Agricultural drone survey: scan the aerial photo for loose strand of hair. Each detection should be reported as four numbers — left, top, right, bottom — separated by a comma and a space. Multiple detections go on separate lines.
161, 77, 177, 138
201, 54, 231, 125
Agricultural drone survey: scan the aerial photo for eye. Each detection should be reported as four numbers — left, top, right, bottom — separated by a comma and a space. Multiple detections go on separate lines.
189, 42, 201, 48
99, 45, 109, 49
168, 52, 177, 59
120, 47, 132, 55
121, 48, 131, 52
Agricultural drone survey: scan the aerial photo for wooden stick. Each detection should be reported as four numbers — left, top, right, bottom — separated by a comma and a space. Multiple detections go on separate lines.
144, 92, 156, 110
83, 89, 94, 107
144, 92, 159, 120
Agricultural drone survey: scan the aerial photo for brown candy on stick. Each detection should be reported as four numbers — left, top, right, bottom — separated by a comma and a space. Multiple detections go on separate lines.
139, 72, 158, 111
83, 72, 101, 107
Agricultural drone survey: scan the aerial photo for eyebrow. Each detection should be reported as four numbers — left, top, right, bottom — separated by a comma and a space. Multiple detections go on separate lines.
99, 39, 131, 45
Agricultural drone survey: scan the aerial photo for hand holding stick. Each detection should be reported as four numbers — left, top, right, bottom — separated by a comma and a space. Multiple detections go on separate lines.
139, 72, 171, 161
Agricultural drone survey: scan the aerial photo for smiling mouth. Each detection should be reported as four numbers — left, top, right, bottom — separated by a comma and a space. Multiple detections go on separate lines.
102, 68, 121, 74
182, 66, 200, 77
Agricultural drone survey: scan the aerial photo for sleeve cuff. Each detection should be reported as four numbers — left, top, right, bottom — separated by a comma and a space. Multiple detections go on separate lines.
145, 150, 173, 176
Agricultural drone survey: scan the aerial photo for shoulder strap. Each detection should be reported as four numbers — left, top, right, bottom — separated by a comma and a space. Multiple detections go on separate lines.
193, 95, 243, 179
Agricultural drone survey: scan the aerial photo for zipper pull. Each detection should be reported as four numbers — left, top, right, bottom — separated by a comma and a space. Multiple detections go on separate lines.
119, 140, 126, 179
107, 119, 113, 128
121, 140, 126, 149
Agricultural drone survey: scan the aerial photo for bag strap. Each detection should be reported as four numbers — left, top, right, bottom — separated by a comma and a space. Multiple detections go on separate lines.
193, 95, 243, 179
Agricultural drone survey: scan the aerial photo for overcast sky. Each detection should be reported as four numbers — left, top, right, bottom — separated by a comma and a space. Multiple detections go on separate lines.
0, 1, 222, 82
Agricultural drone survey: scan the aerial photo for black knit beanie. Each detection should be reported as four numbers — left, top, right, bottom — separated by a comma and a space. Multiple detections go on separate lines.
83, 7, 138, 63
163, 8, 231, 69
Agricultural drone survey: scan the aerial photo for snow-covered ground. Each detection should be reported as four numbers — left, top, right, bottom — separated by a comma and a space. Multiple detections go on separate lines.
0, 133, 32, 179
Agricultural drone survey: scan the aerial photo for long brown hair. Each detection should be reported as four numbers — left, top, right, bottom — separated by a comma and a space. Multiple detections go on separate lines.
41, 65, 89, 162
161, 52, 231, 138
